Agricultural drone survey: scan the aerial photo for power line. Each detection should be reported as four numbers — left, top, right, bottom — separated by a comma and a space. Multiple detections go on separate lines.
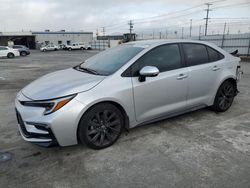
132, 3, 204, 22
94, 1, 250, 35
212, 2, 250, 10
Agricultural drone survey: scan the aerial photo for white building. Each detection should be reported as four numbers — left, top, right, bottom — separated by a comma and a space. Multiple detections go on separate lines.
0, 30, 93, 49
33, 30, 93, 47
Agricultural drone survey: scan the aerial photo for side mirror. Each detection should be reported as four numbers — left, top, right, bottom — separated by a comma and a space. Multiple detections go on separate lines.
139, 66, 159, 82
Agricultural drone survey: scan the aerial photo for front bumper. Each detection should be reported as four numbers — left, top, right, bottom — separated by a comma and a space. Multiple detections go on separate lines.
16, 109, 57, 147
15, 92, 87, 147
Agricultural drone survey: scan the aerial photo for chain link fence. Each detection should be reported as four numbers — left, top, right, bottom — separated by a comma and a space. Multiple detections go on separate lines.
90, 40, 110, 50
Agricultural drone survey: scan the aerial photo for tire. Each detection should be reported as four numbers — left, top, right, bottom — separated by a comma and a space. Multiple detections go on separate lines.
212, 80, 236, 112
20, 51, 27, 56
68, 48, 72, 51
7, 53, 14, 58
43, 49, 46, 52
78, 103, 124, 149
80, 47, 84, 50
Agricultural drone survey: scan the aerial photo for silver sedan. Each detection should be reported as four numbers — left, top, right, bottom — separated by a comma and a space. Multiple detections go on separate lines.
15, 40, 242, 149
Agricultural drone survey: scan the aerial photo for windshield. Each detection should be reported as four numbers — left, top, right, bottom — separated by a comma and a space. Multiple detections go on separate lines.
79, 45, 144, 75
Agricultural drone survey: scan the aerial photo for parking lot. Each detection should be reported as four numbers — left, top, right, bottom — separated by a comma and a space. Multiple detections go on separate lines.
0, 50, 250, 188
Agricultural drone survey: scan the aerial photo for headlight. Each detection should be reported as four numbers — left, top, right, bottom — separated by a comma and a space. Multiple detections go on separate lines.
20, 94, 76, 115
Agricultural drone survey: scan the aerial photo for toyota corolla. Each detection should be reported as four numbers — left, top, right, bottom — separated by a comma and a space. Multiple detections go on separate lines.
15, 40, 242, 149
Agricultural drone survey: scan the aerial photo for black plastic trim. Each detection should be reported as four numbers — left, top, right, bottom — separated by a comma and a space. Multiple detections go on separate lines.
15, 109, 58, 147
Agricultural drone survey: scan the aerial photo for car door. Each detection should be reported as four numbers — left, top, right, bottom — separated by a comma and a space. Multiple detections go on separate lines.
50, 45, 55, 50
130, 44, 188, 123
46, 45, 51, 51
182, 43, 224, 108
0, 47, 8, 57
0, 47, 4, 57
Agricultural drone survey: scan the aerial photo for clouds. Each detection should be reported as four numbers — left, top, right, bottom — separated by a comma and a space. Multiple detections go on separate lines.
0, 0, 249, 34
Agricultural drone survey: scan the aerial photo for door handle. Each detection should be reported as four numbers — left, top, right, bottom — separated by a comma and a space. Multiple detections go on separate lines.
177, 74, 188, 80
212, 66, 220, 71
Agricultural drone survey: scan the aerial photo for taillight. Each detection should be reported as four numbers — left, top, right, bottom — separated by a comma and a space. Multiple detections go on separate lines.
236, 65, 243, 82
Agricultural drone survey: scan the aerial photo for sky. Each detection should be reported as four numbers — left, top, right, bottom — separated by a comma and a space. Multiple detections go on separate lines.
0, 0, 250, 36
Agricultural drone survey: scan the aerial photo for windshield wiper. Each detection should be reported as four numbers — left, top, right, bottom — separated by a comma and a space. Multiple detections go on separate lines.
75, 66, 100, 75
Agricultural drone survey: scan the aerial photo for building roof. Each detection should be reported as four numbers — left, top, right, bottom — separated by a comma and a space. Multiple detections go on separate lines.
32, 31, 93, 35
0, 32, 34, 36
0, 31, 93, 36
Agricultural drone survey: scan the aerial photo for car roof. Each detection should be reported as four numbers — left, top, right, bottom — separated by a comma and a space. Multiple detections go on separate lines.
125, 39, 230, 57
127, 39, 218, 49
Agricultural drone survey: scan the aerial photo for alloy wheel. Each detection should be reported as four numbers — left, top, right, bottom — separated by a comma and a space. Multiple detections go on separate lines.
217, 83, 235, 110
86, 110, 121, 147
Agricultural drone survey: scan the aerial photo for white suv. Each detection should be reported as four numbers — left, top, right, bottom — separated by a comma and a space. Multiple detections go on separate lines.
0, 46, 20, 58
65, 42, 85, 50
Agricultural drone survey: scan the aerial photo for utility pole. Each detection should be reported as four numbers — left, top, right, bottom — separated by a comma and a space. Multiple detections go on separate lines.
102, 27, 105, 36
165, 29, 168, 39
96, 28, 99, 38
199, 25, 201, 40
128, 20, 133, 34
181, 27, 184, 39
189, 19, 192, 38
159, 32, 162, 39
221, 22, 226, 48
204, 3, 212, 36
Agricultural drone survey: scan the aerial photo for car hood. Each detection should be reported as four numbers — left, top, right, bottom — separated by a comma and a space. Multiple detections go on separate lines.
21, 68, 105, 100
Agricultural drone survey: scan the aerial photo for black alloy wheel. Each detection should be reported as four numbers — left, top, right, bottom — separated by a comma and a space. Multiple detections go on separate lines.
78, 103, 124, 149
213, 81, 236, 112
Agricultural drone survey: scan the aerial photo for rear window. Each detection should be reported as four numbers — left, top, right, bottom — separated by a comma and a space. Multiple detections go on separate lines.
206, 46, 224, 62
183, 43, 209, 66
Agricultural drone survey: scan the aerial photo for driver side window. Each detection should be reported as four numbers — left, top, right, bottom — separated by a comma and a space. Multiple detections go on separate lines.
131, 44, 182, 76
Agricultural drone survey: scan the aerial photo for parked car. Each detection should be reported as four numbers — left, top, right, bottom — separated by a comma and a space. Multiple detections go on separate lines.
15, 40, 242, 149
64, 42, 85, 50
40, 44, 59, 52
58, 44, 66, 50
12, 45, 30, 56
0, 46, 20, 58
86, 43, 92, 50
